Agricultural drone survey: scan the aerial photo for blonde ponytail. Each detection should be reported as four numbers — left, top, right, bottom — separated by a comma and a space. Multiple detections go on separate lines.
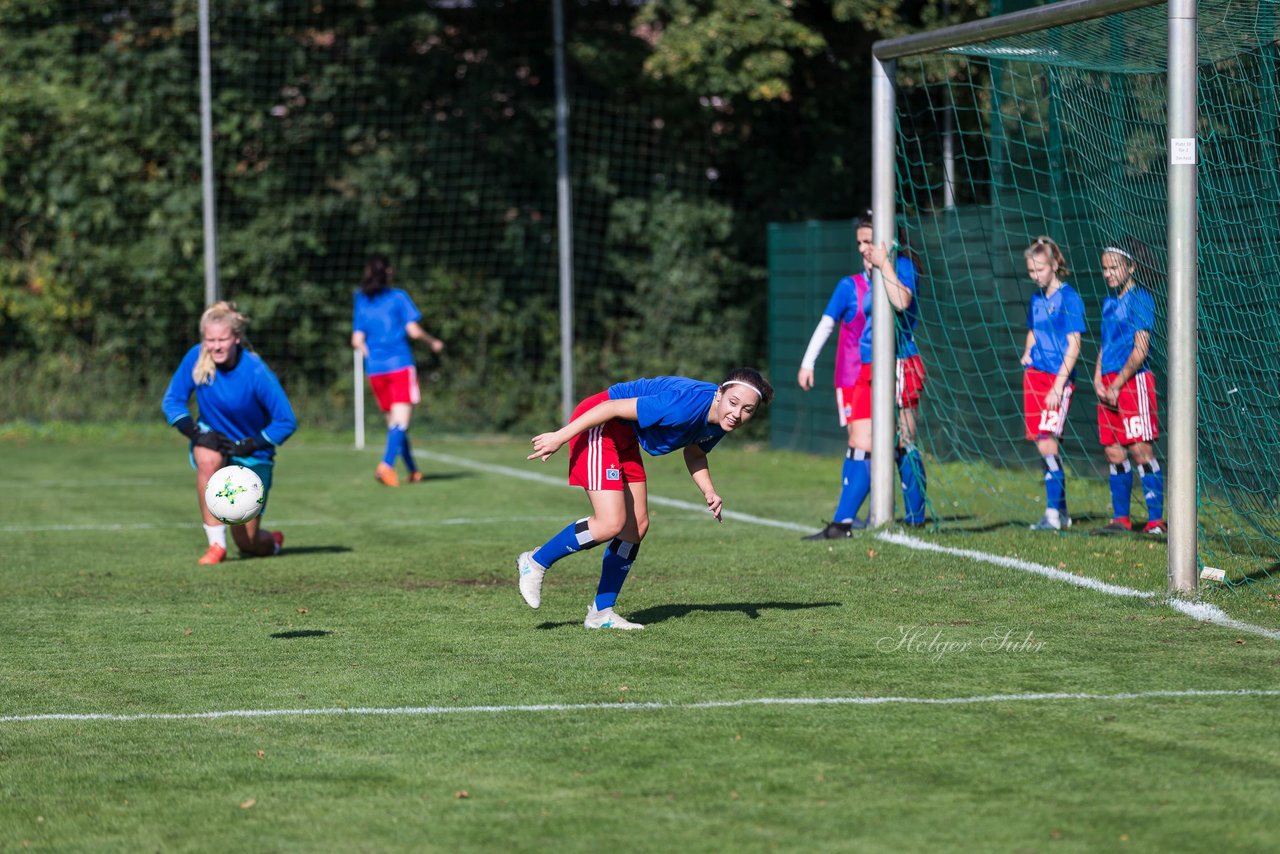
193, 301, 250, 386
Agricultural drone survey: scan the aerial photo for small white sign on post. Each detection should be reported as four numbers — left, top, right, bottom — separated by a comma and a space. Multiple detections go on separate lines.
1170, 137, 1196, 165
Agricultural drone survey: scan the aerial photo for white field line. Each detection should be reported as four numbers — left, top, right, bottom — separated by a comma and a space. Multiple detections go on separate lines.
4, 449, 1275, 639
426, 451, 1280, 640
877, 531, 1280, 640
0, 516, 570, 534
3, 689, 1278, 725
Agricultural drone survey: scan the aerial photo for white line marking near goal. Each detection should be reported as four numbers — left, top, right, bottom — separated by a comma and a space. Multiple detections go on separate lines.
877, 531, 1280, 641
876, 531, 1155, 599
422, 451, 1280, 640
3, 688, 1277, 726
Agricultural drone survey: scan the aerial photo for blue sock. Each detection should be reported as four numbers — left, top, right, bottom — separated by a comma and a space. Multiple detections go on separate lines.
400, 429, 417, 473
1108, 460, 1133, 520
897, 447, 927, 524
1043, 454, 1067, 514
834, 449, 870, 523
1139, 459, 1164, 521
533, 518, 601, 569
595, 539, 640, 611
382, 426, 405, 467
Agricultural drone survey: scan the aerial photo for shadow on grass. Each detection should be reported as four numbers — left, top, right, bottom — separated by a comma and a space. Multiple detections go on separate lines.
270, 629, 333, 639
409, 471, 474, 483
1227, 563, 1280, 589
270, 545, 354, 557
535, 600, 842, 630
922, 511, 1112, 534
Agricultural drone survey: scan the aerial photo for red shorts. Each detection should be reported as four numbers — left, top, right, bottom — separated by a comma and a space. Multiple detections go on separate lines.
567, 391, 646, 491
1024, 368, 1074, 440
369, 366, 420, 412
845, 357, 926, 423
896, 354, 926, 409
1097, 371, 1159, 445
835, 385, 857, 427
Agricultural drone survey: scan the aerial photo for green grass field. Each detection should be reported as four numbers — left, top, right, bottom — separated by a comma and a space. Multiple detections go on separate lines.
3, 427, 1279, 852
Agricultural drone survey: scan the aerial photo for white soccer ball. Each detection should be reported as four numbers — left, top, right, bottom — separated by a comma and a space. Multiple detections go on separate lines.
204, 465, 265, 526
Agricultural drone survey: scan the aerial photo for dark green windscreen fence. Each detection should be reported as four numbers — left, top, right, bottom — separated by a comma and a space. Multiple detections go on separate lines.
766, 220, 858, 458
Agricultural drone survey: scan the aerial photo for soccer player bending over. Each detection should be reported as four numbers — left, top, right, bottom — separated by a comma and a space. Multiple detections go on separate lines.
162, 301, 297, 565
518, 368, 774, 630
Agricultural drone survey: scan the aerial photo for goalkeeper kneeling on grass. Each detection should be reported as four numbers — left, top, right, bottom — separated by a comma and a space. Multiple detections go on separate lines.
518, 368, 774, 630
162, 301, 298, 566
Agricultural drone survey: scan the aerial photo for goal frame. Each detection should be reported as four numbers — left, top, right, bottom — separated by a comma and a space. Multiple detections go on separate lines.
868, 0, 1198, 594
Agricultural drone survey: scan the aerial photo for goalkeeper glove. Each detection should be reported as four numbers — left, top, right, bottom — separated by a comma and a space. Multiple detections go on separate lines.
175, 416, 232, 454
229, 435, 271, 457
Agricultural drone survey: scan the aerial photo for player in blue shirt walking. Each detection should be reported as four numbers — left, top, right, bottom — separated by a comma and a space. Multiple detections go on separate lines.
352, 255, 445, 487
162, 301, 298, 565
517, 368, 774, 630
1020, 236, 1086, 531
1090, 242, 1165, 535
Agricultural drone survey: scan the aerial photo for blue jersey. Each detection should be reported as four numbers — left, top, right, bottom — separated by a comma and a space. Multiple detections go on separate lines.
162, 345, 298, 461
1027, 282, 1087, 375
353, 288, 422, 376
606, 376, 725, 457
857, 256, 921, 363
1099, 286, 1155, 375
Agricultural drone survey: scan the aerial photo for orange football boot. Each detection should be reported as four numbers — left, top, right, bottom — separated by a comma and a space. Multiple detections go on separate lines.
197, 543, 227, 565
375, 462, 400, 487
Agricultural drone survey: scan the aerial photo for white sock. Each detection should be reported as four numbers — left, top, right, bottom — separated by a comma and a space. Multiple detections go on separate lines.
1044, 508, 1061, 526
203, 523, 227, 549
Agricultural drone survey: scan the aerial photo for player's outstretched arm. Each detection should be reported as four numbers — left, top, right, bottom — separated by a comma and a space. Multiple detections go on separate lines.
683, 444, 722, 522
405, 321, 445, 354
528, 397, 640, 462
798, 315, 835, 391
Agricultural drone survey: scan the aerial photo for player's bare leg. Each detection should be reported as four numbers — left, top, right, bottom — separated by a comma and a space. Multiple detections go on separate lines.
194, 445, 229, 564
231, 516, 282, 557
585, 481, 647, 630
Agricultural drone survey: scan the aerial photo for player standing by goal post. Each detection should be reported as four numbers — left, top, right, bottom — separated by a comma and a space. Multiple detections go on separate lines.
1090, 241, 1166, 536
798, 212, 927, 539
1020, 236, 1086, 532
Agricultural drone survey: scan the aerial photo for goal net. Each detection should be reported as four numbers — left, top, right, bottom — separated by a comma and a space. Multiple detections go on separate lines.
885, 0, 1279, 577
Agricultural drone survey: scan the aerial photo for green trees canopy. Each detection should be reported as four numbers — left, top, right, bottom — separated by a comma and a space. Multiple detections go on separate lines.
0, 0, 974, 428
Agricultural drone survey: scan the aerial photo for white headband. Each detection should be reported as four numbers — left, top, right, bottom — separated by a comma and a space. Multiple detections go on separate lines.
1102, 245, 1135, 262
720, 380, 763, 399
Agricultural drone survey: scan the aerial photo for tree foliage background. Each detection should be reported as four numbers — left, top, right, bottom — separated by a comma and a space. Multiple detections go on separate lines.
0, 0, 985, 430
